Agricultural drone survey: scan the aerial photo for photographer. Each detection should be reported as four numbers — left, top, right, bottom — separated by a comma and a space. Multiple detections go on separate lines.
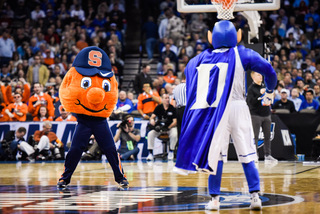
81, 135, 102, 160
0, 127, 35, 161
32, 121, 64, 160
113, 115, 141, 160
146, 93, 178, 161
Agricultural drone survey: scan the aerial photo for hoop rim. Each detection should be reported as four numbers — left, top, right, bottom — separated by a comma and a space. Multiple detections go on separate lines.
177, 0, 280, 13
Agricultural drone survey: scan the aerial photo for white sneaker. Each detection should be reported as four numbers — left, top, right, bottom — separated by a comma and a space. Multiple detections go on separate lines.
250, 193, 262, 210
168, 151, 174, 160
264, 155, 278, 164
146, 153, 154, 161
206, 197, 220, 211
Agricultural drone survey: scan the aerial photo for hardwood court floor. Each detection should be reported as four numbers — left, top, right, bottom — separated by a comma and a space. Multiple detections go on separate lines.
0, 160, 319, 213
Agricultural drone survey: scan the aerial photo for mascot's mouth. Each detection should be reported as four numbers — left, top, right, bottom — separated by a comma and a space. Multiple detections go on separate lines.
75, 99, 108, 113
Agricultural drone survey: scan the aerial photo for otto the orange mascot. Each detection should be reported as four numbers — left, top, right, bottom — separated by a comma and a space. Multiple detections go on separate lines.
57, 47, 128, 189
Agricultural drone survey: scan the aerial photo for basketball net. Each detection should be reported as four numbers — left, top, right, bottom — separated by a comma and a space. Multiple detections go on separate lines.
211, 0, 237, 20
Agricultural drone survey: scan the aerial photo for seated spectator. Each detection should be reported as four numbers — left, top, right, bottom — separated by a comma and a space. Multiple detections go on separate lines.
46, 86, 59, 104
137, 82, 161, 120
28, 82, 55, 118
55, 106, 77, 121
0, 64, 11, 83
174, 78, 181, 86
33, 106, 53, 121
163, 68, 177, 84
159, 87, 167, 96
289, 88, 303, 111
304, 71, 316, 88
0, 127, 34, 161
273, 89, 296, 113
110, 34, 122, 56
161, 38, 178, 55
146, 93, 178, 161
5, 79, 30, 104
159, 43, 178, 71
5, 92, 28, 121
70, 4, 85, 22
274, 82, 284, 102
127, 92, 138, 113
157, 57, 175, 75
296, 79, 308, 100
113, 91, 134, 118
314, 85, 320, 101
178, 55, 190, 73
107, 23, 123, 43
31, 5, 46, 21
113, 115, 141, 160
82, 19, 95, 37
304, 6, 320, 25
45, 27, 60, 48
299, 88, 320, 111
92, 13, 108, 28
0, 90, 9, 121
49, 56, 66, 76
43, 49, 55, 67
165, 83, 175, 104
49, 64, 63, 81
33, 121, 64, 160
283, 72, 294, 90
81, 135, 102, 160
291, 68, 300, 84
178, 39, 194, 59
286, 24, 304, 41
294, 41, 308, 61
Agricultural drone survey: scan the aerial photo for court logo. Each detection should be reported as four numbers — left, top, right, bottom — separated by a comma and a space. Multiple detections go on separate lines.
0, 186, 303, 212
258, 122, 275, 148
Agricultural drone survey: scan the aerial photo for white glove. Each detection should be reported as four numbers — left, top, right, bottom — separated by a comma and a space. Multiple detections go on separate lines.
258, 90, 274, 106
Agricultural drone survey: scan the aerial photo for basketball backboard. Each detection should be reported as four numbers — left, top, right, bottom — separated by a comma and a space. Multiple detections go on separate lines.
177, 0, 280, 13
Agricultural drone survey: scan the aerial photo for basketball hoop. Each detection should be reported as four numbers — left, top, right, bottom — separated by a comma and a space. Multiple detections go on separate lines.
211, 0, 238, 20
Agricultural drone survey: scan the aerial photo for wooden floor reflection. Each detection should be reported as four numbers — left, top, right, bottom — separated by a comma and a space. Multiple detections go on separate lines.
0, 160, 319, 213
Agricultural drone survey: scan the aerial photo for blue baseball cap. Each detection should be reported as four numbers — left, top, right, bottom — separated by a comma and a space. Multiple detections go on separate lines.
72, 46, 113, 78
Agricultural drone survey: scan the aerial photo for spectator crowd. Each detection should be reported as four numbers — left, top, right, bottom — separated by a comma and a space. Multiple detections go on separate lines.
1, 0, 320, 161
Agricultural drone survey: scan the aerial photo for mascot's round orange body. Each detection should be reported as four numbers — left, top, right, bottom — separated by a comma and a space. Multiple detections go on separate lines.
57, 47, 128, 189
59, 67, 118, 118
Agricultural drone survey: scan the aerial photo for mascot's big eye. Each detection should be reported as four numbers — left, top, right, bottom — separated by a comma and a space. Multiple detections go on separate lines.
102, 80, 111, 92
81, 77, 92, 89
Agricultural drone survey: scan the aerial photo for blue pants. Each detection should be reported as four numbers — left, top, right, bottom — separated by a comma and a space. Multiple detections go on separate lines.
118, 147, 140, 160
59, 115, 125, 184
145, 37, 157, 59
208, 161, 260, 195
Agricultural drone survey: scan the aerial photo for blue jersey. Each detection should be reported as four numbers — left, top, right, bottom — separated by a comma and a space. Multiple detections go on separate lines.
175, 46, 277, 172
116, 98, 134, 113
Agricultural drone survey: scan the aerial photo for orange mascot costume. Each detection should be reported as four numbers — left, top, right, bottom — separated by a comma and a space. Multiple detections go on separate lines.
57, 47, 128, 189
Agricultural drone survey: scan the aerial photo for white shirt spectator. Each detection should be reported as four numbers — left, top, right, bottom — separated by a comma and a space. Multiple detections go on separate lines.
71, 8, 85, 21
289, 96, 302, 111
286, 26, 304, 41
31, 9, 46, 21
